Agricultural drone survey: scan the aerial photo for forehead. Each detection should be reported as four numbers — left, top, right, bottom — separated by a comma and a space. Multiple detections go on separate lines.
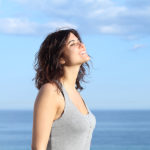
67, 32, 78, 41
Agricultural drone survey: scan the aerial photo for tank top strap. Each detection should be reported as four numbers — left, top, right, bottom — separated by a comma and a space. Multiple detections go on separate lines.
55, 80, 91, 117
55, 80, 65, 100
55, 80, 73, 107
54, 80, 71, 114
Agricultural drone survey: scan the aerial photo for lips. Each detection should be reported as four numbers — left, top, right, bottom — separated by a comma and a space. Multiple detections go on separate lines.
79, 50, 87, 55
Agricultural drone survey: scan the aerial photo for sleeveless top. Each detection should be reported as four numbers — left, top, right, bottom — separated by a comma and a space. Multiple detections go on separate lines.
46, 81, 96, 150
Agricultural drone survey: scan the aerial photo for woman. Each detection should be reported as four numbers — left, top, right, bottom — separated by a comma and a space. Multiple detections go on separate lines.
31, 28, 96, 150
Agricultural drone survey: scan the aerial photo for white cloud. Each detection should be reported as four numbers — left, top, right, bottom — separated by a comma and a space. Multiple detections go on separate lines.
0, 18, 37, 35
132, 44, 145, 50
43, 21, 77, 30
0, 17, 77, 35
99, 25, 114, 34
1, 0, 150, 37
89, 6, 127, 18
98, 24, 122, 34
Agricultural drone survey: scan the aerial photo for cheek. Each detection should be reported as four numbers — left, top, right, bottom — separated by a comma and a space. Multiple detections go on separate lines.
63, 48, 82, 64
66, 52, 80, 64
66, 49, 79, 58
70, 50, 80, 59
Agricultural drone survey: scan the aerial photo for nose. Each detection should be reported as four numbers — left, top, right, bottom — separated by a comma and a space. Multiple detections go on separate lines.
78, 42, 85, 48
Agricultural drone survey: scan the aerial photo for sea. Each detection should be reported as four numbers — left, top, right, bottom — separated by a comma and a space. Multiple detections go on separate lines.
0, 109, 150, 150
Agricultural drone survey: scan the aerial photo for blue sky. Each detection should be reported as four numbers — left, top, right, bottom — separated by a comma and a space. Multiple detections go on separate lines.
0, 0, 150, 110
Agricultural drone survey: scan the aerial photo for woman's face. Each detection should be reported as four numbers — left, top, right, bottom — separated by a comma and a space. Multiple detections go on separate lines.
62, 32, 90, 66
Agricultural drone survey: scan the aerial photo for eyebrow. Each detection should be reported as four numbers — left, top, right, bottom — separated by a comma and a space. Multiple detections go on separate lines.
67, 39, 79, 45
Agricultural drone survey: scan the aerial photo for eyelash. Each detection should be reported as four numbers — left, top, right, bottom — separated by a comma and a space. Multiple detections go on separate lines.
70, 43, 75, 46
70, 41, 81, 46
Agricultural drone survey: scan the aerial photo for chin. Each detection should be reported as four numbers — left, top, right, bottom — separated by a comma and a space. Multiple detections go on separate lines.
85, 55, 90, 61
82, 58, 90, 64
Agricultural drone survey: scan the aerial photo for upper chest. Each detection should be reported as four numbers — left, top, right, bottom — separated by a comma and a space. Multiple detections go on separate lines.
58, 88, 89, 116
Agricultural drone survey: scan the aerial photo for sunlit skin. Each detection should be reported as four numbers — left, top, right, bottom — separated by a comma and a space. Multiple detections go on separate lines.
60, 32, 90, 89
31, 32, 91, 150
61, 32, 90, 66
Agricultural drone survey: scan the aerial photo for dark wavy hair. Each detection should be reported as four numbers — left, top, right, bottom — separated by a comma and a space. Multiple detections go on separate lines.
32, 28, 92, 94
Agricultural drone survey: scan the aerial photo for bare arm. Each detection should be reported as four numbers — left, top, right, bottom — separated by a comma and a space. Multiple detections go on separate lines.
31, 83, 59, 150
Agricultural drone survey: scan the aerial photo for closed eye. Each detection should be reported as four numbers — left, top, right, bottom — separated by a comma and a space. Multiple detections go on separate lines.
70, 43, 75, 46
70, 41, 81, 47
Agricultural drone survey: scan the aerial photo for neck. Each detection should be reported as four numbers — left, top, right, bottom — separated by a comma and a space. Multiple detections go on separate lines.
60, 65, 80, 90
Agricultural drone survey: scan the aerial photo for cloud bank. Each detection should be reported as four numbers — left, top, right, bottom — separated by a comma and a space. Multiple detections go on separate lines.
0, 18, 77, 35
0, 0, 150, 38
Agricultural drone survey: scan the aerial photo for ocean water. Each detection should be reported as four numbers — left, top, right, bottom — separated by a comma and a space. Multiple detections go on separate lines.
0, 109, 150, 150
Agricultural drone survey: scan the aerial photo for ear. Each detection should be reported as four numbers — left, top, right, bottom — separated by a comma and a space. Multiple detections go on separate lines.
60, 57, 65, 64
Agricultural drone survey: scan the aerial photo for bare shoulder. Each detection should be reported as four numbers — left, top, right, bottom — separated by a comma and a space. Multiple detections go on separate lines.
32, 83, 61, 149
39, 82, 58, 95
34, 82, 60, 111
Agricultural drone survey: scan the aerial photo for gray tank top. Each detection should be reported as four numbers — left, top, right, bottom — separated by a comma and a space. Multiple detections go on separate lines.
46, 81, 96, 150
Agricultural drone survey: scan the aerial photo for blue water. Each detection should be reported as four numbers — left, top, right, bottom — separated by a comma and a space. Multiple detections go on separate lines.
0, 110, 150, 150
